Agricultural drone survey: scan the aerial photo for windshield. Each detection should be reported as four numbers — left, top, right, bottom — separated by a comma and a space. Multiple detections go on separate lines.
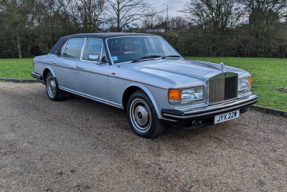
107, 36, 180, 63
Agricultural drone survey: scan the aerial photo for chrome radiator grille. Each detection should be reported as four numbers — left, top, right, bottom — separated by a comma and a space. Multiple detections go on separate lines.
209, 73, 238, 104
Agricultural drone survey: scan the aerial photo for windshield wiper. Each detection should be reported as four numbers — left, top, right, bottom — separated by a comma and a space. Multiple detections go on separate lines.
162, 55, 181, 59
132, 55, 161, 63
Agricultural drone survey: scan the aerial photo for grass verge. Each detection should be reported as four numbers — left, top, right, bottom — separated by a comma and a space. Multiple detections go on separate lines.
0, 58, 34, 79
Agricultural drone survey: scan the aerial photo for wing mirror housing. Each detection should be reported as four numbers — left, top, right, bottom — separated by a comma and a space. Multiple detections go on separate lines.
88, 54, 99, 62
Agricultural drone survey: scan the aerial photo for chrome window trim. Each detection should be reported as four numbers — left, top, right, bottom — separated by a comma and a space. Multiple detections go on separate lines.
105, 36, 183, 65
79, 37, 87, 60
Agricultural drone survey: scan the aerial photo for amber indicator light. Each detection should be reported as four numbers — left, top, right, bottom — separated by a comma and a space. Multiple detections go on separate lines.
168, 89, 181, 100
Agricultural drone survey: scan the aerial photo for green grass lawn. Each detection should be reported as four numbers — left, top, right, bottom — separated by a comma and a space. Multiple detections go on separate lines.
185, 57, 287, 111
0, 58, 33, 79
1, 57, 287, 111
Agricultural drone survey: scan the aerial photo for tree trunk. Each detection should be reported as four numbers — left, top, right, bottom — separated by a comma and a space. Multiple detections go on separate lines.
117, 2, 121, 32
16, 33, 22, 58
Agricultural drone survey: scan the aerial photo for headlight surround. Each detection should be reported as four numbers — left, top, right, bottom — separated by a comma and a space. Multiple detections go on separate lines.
168, 86, 205, 105
238, 77, 252, 94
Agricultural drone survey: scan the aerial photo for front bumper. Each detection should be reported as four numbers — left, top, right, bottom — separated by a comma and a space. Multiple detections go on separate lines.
161, 94, 258, 128
31, 72, 44, 84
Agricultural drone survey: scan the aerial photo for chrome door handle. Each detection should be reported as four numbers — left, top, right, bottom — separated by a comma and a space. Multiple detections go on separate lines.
52, 62, 57, 64
76, 66, 84, 69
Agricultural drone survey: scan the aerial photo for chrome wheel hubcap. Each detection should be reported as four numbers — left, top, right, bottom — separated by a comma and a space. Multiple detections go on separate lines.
47, 76, 56, 98
130, 98, 152, 133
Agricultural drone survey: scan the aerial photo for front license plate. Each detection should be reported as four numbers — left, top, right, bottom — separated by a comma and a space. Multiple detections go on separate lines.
214, 110, 240, 124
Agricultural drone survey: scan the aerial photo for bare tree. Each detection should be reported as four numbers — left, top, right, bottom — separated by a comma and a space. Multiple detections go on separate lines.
142, 8, 162, 29
154, 15, 164, 26
72, 0, 105, 32
181, 0, 244, 31
242, 0, 287, 57
107, 0, 149, 32
244, 0, 287, 25
169, 16, 188, 30
180, 0, 245, 56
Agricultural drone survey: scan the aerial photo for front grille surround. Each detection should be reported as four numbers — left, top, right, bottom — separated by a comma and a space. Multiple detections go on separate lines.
208, 72, 238, 104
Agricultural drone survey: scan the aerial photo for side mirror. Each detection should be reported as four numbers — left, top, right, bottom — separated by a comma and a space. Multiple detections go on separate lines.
88, 54, 99, 61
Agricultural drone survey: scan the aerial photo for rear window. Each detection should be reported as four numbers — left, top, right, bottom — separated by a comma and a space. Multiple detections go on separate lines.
62, 38, 85, 59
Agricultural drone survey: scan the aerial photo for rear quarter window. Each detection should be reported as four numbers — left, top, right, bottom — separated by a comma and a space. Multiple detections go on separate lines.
62, 38, 85, 59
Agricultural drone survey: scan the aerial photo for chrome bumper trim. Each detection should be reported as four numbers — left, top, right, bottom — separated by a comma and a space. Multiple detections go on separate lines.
31, 72, 44, 83
162, 95, 258, 119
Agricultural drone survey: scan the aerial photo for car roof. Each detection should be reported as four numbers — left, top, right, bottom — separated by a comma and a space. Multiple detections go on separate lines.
49, 32, 158, 54
65, 32, 158, 38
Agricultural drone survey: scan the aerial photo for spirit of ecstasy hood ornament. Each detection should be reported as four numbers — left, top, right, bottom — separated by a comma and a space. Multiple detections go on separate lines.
220, 62, 225, 72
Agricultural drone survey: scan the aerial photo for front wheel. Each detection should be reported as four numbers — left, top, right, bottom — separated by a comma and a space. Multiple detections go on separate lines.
45, 72, 66, 101
127, 91, 165, 138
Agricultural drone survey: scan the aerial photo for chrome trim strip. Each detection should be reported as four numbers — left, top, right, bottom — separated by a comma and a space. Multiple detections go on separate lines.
37, 61, 108, 76
31, 71, 41, 79
208, 98, 237, 106
31, 72, 44, 83
184, 95, 257, 114
162, 95, 258, 119
161, 117, 178, 122
59, 86, 123, 109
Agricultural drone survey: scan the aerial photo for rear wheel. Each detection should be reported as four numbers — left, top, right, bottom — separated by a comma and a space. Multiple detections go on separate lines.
45, 72, 65, 101
127, 91, 165, 138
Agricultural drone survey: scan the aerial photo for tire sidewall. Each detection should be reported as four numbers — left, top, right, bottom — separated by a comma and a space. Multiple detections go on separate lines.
46, 72, 59, 101
127, 91, 160, 137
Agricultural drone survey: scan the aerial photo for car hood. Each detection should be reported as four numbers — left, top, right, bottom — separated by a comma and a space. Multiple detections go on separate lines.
120, 59, 245, 81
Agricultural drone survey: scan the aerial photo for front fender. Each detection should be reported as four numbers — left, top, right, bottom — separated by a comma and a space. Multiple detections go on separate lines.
123, 83, 162, 119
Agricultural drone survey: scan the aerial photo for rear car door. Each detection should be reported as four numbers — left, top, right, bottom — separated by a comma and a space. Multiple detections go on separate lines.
76, 38, 110, 101
53, 38, 85, 91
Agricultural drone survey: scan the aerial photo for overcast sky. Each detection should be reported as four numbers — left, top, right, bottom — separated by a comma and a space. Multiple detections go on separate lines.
148, 0, 188, 18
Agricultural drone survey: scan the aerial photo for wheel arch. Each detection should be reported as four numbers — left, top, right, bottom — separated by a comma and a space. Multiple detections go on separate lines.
122, 83, 161, 118
43, 67, 56, 83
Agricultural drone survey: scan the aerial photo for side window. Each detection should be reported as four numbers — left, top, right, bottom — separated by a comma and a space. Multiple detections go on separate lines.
63, 38, 85, 59
82, 39, 103, 61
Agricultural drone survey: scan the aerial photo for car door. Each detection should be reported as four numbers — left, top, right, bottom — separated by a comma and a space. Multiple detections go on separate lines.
53, 38, 85, 91
76, 38, 110, 101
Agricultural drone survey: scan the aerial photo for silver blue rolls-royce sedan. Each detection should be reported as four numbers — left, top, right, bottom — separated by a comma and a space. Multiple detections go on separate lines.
31, 33, 258, 138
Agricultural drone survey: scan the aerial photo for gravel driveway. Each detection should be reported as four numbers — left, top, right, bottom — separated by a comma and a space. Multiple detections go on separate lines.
0, 82, 286, 191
